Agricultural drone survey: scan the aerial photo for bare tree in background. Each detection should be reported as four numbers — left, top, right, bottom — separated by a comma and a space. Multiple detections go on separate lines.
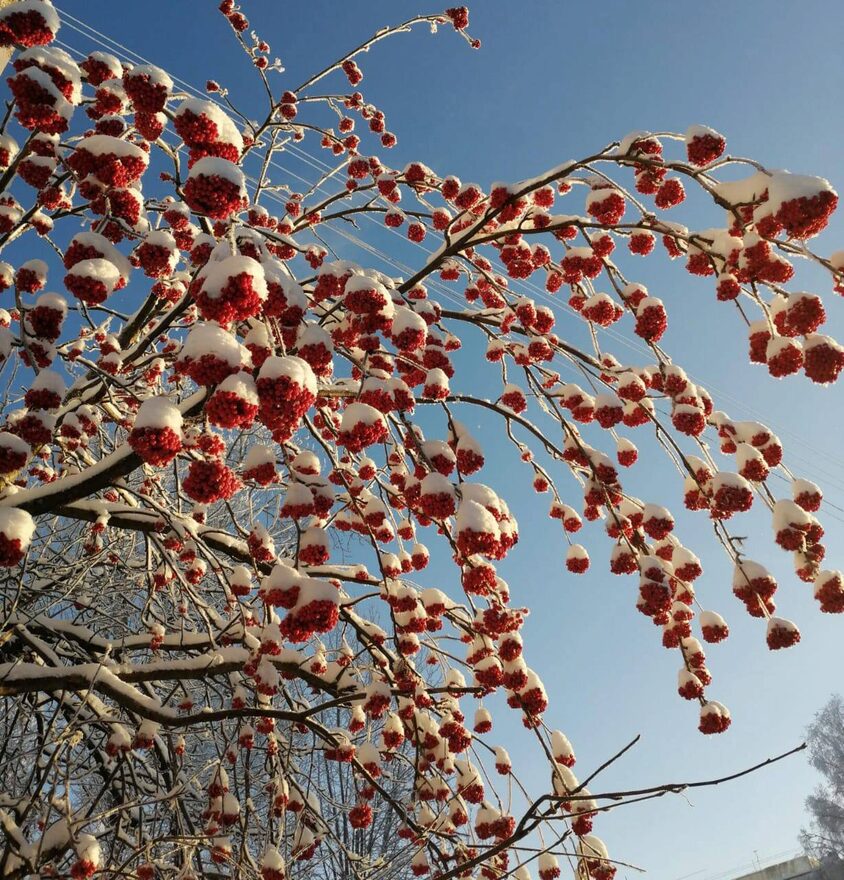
308, 711, 416, 880
802, 696, 844, 877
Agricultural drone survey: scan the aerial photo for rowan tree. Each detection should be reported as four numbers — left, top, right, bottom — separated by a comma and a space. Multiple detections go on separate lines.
0, 2, 842, 879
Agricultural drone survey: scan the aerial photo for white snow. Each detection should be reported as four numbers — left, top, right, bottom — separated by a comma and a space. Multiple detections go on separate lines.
244, 322, 270, 349
20, 153, 55, 175
700, 610, 727, 630
133, 396, 183, 432
68, 232, 132, 280
182, 323, 242, 365
804, 334, 844, 373
420, 471, 455, 499
712, 470, 752, 493
243, 444, 274, 470
0, 431, 29, 460
261, 561, 301, 593
567, 544, 589, 562
257, 355, 317, 394
617, 130, 653, 154
87, 51, 121, 77
18, 46, 80, 103
19, 258, 47, 278
1, 1, 60, 34
0, 134, 17, 163
215, 372, 258, 403
125, 63, 173, 90
188, 156, 246, 189
767, 171, 836, 213
74, 833, 100, 866
686, 123, 723, 142
0, 508, 35, 545
551, 729, 573, 758
713, 171, 770, 206
66, 257, 121, 290
200, 255, 267, 302
292, 577, 338, 612
792, 478, 820, 501
424, 367, 449, 390
269, 270, 307, 309
340, 401, 384, 431
767, 616, 799, 636
456, 499, 498, 534
772, 499, 811, 531
143, 228, 177, 249
175, 98, 244, 151
344, 274, 388, 296
30, 368, 64, 396
732, 559, 773, 589
261, 847, 285, 871
766, 335, 802, 360
577, 834, 609, 861
460, 483, 501, 514
76, 134, 149, 164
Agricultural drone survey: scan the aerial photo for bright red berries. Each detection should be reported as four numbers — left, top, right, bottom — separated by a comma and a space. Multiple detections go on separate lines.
129, 421, 182, 466
207, 376, 259, 429
774, 187, 837, 240
634, 297, 667, 343
194, 255, 267, 324
68, 136, 148, 188
804, 335, 844, 384
655, 178, 685, 208
123, 65, 173, 113
445, 6, 469, 29
698, 702, 731, 735
815, 571, 844, 614
0, 4, 59, 48
629, 231, 655, 255
183, 459, 240, 504
0, 509, 35, 567
566, 545, 590, 573
586, 188, 625, 225
0, 11, 840, 861
766, 617, 801, 650
766, 337, 804, 378
342, 59, 362, 86
700, 611, 730, 644
337, 403, 388, 453
348, 801, 373, 829
183, 158, 247, 219
716, 274, 741, 301
256, 355, 317, 434
685, 126, 726, 167
773, 292, 825, 337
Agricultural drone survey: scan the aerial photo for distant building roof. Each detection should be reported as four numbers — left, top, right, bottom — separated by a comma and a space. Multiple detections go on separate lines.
732, 855, 822, 880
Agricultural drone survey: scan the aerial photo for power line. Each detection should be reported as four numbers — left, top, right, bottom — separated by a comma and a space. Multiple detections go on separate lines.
52, 12, 844, 501
672, 848, 806, 880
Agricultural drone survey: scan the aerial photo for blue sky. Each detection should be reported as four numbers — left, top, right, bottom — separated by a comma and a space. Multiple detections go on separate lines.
49, 2, 844, 878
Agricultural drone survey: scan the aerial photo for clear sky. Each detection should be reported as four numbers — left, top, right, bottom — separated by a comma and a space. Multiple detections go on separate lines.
50, 2, 844, 878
